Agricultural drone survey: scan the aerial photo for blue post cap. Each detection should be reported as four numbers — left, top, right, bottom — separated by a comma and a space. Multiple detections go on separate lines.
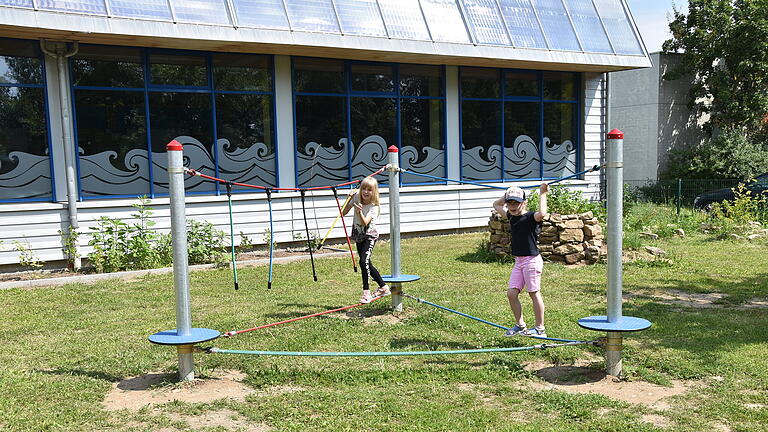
149, 328, 221, 345
578, 316, 651, 332
381, 274, 420, 283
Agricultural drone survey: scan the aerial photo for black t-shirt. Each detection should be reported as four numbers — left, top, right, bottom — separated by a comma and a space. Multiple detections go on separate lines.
508, 211, 541, 257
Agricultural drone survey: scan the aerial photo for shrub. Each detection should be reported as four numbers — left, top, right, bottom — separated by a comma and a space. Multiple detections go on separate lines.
662, 128, 768, 180
528, 184, 605, 220
187, 219, 226, 265
708, 182, 768, 238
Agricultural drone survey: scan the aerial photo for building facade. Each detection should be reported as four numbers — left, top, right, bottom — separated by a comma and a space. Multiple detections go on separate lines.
0, 0, 650, 267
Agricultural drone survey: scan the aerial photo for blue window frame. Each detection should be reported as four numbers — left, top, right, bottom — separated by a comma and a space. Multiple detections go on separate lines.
0, 38, 55, 203
292, 57, 446, 187
460, 66, 580, 182
70, 45, 277, 199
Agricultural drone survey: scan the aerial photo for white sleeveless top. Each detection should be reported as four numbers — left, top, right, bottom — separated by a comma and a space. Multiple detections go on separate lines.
352, 194, 380, 237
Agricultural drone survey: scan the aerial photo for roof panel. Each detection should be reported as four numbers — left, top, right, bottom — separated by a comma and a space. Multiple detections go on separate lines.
38, 0, 106, 14
108, 0, 172, 21
420, 0, 471, 44
284, 0, 341, 33
378, 0, 431, 40
461, 0, 511, 46
231, 0, 289, 30
532, 0, 580, 51
170, 0, 231, 25
333, 0, 387, 37
497, 0, 547, 49
0, 0, 33, 7
563, 0, 612, 53
592, 0, 643, 55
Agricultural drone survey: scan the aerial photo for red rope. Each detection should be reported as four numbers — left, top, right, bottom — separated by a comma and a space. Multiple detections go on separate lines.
187, 166, 387, 192
223, 295, 384, 337
333, 189, 357, 272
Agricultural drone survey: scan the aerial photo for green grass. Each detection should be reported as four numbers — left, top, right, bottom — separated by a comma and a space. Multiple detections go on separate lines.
1, 230, 767, 431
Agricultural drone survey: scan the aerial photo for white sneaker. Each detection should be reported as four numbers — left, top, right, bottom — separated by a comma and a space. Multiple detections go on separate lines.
359, 291, 375, 304
374, 285, 391, 297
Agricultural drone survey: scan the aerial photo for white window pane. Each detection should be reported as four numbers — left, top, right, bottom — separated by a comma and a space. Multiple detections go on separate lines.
420, 0, 470, 43
461, 0, 510, 46
232, 0, 289, 29
170, 0, 231, 25
532, 0, 580, 51
285, 0, 340, 33
108, 0, 172, 20
564, 0, 611, 53
378, 0, 430, 40
38, 0, 106, 14
497, 0, 546, 48
334, 0, 386, 37
593, 0, 643, 54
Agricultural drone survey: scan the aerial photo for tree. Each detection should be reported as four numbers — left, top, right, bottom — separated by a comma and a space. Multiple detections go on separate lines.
663, 0, 768, 137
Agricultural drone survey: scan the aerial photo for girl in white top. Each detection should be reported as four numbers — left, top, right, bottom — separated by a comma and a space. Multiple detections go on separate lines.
342, 176, 390, 303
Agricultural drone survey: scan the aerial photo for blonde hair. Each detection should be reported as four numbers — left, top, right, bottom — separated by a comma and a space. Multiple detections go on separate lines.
359, 176, 380, 206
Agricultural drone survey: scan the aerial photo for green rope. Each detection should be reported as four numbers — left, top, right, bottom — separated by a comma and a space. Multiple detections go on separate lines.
207, 344, 561, 357
225, 182, 239, 291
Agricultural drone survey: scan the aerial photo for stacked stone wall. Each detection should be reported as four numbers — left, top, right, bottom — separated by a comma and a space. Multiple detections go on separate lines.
488, 211, 606, 264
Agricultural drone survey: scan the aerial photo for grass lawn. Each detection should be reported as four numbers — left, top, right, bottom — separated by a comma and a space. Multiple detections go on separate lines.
0, 231, 766, 431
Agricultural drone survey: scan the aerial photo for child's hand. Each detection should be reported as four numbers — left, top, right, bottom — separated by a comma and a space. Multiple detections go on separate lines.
354, 203, 363, 212
539, 183, 549, 194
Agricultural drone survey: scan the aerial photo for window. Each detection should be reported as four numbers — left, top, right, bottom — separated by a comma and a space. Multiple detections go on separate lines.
0, 38, 52, 202
71, 46, 275, 198
461, 67, 579, 181
293, 58, 445, 187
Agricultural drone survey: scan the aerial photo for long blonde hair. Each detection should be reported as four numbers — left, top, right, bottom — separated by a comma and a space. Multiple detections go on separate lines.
359, 176, 380, 206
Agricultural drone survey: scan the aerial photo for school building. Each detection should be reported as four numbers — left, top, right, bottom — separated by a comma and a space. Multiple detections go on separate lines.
0, 0, 651, 267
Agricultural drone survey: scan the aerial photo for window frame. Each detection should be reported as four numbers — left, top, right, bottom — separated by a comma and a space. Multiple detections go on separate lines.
69, 45, 277, 200
459, 66, 581, 182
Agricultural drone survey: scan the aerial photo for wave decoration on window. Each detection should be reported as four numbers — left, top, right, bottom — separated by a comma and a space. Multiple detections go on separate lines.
0, 151, 51, 199
79, 136, 276, 196
463, 135, 577, 180
299, 135, 446, 184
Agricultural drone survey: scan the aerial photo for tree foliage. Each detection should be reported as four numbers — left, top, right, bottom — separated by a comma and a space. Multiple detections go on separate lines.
663, 0, 768, 137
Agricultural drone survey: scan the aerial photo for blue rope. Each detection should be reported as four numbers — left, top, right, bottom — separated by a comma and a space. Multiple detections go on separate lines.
402, 165, 602, 190
403, 294, 591, 344
207, 344, 560, 356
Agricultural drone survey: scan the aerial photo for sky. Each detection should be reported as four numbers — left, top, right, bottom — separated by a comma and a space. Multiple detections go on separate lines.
625, 0, 688, 53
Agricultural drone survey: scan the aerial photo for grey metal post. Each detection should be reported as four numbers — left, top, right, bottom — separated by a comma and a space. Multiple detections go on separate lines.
167, 141, 194, 381
606, 129, 624, 376
388, 146, 403, 312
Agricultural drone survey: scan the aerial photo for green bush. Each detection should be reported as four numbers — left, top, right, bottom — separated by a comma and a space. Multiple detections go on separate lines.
708, 182, 768, 238
87, 197, 226, 272
527, 184, 605, 220
662, 128, 768, 180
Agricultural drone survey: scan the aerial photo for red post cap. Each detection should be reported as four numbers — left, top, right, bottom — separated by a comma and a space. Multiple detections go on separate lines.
166, 140, 183, 151
607, 129, 624, 140
387, 145, 399, 153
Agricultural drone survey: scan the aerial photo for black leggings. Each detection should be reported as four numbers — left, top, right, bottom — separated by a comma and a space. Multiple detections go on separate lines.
356, 237, 385, 291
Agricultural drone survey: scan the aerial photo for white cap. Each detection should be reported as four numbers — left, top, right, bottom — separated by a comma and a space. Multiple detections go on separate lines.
504, 186, 526, 202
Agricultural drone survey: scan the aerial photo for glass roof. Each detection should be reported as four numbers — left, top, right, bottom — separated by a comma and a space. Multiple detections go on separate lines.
0, 0, 646, 56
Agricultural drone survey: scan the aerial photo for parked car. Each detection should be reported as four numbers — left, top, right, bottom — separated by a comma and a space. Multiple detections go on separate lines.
693, 173, 768, 210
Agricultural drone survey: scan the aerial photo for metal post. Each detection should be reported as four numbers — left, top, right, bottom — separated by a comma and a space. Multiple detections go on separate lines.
676, 178, 682, 217
606, 129, 624, 376
167, 141, 194, 381
388, 146, 403, 312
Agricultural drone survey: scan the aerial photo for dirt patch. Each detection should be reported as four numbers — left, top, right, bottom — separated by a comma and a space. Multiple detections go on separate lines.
630, 289, 768, 310
103, 370, 255, 411
521, 360, 689, 409
168, 409, 270, 431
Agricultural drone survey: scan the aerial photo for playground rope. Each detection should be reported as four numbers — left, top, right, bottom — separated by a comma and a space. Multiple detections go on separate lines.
185, 166, 387, 192
202, 341, 584, 357
403, 293, 598, 345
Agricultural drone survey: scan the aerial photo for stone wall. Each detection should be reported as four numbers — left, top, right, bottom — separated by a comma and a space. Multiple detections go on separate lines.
488, 211, 606, 264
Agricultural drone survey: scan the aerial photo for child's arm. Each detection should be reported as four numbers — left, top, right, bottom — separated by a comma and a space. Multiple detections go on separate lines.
341, 190, 357, 216
356, 204, 375, 226
534, 183, 549, 222
492, 196, 507, 217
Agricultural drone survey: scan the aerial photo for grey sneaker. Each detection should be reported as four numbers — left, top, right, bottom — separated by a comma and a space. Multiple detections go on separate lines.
503, 324, 527, 337
524, 327, 547, 337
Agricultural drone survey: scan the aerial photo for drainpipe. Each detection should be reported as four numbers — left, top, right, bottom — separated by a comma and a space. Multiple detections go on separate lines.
40, 40, 80, 269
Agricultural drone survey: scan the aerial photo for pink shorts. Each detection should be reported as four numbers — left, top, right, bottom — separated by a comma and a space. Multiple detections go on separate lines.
508, 255, 543, 293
